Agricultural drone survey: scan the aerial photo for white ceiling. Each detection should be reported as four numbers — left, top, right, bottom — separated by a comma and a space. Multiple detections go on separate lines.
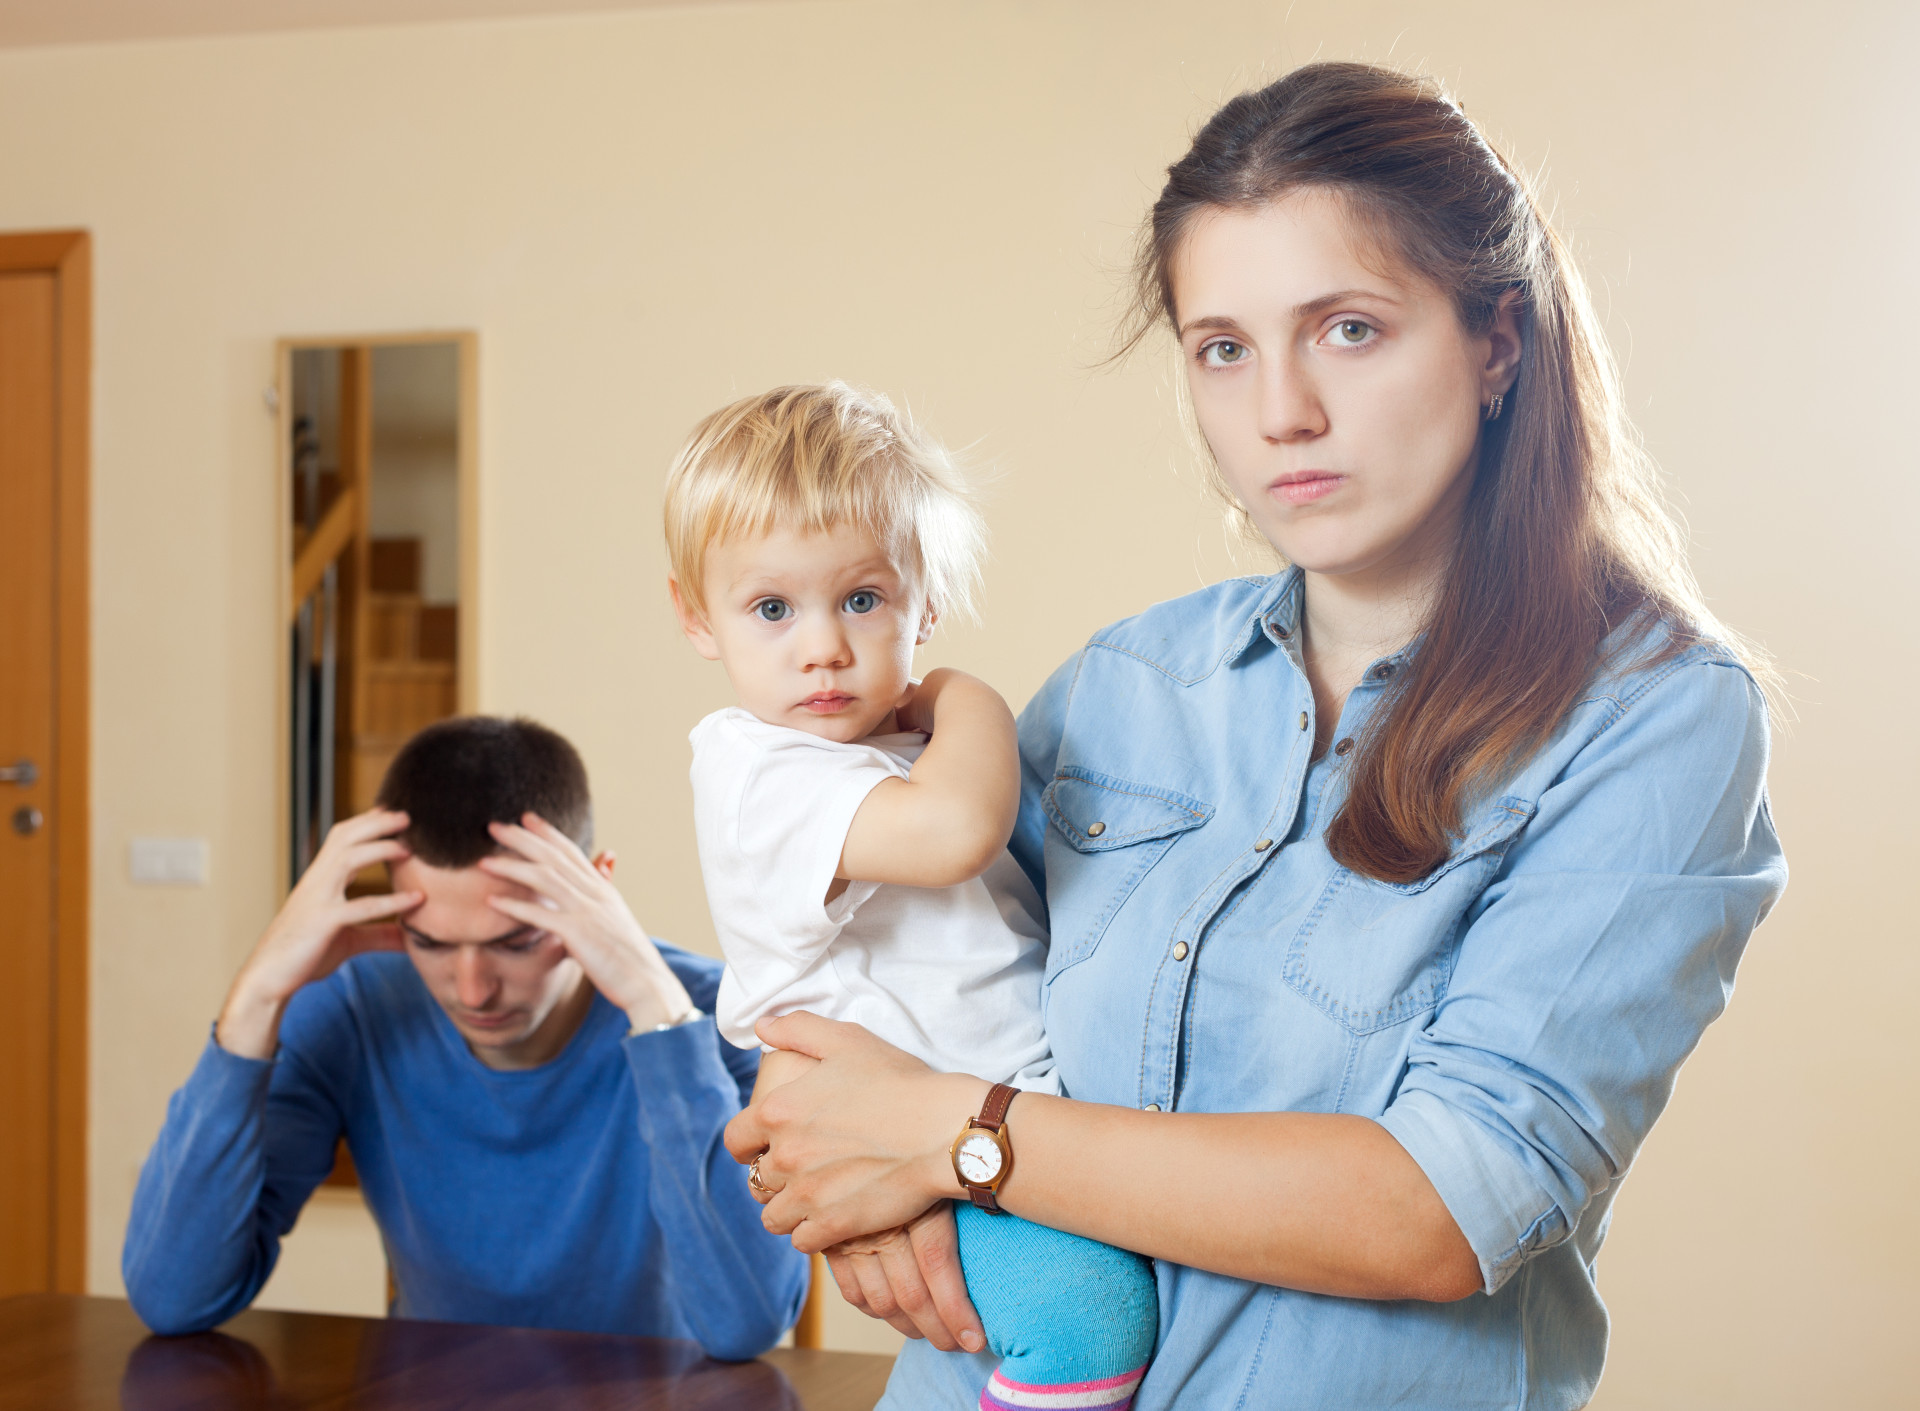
0, 0, 753, 49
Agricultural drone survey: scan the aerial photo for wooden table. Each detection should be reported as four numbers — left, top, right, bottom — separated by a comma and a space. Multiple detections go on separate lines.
0, 1295, 896, 1410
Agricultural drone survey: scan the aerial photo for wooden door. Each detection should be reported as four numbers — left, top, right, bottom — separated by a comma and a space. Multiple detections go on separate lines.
0, 232, 88, 1295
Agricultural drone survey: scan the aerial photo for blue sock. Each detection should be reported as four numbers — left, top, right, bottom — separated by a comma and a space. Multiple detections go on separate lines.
953, 1202, 1157, 1411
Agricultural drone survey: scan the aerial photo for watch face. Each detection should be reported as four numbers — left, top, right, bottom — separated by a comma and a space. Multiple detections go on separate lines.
956, 1132, 1003, 1185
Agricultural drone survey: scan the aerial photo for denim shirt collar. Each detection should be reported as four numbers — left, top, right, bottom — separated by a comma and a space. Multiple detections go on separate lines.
1230, 565, 1420, 684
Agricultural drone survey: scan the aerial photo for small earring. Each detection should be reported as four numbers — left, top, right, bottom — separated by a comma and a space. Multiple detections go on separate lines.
1483, 392, 1505, 423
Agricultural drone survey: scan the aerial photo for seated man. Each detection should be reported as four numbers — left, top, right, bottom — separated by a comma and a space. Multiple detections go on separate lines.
124, 716, 807, 1359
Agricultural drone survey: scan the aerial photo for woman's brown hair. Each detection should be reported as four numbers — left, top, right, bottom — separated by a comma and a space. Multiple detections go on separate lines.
1128, 61, 1768, 884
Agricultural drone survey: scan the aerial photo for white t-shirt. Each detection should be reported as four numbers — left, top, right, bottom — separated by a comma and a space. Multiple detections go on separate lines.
689, 707, 1057, 1092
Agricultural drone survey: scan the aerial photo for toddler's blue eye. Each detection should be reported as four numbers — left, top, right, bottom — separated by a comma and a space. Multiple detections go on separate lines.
845, 590, 879, 614
754, 600, 791, 622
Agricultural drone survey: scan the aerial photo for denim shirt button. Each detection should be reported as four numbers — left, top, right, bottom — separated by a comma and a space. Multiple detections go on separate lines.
1297, 711, 1309, 731
1334, 738, 1355, 756
1086, 821, 1106, 837
1254, 837, 1273, 852
1172, 942, 1189, 961
1143, 1103, 1161, 1112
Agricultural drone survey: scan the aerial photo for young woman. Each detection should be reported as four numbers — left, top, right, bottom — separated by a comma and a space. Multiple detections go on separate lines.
727, 62, 1786, 1408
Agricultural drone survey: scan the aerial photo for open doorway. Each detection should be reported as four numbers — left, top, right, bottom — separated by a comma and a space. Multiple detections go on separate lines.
280, 335, 477, 887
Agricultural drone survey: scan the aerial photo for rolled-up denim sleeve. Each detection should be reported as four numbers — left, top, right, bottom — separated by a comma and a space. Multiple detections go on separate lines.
1011, 648, 1085, 901
1376, 657, 1786, 1294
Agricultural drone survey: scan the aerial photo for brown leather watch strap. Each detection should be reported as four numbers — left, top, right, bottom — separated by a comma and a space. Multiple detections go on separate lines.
976, 1082, 1018, 1131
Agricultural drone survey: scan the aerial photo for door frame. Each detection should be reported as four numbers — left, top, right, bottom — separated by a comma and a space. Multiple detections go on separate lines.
273, 332, 478, 896
0, 230, 90, 1294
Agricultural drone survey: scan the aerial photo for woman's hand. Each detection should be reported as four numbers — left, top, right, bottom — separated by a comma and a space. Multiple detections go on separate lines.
479, 814, 698, 1033
723, 1012, 988, 1251
216, 809, 422, 1059
824, 1206, 985, 1353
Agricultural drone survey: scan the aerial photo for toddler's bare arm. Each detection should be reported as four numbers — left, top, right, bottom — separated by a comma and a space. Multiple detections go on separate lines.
837, 668, 1019, 890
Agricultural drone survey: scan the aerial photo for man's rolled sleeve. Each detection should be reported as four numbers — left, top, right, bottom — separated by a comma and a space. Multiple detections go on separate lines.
1378, 657, 1785, 1294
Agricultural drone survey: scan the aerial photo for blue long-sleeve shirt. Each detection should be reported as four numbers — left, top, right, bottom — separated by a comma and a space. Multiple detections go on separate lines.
884, 569, 1786, 1409
123, 943, 808, 1359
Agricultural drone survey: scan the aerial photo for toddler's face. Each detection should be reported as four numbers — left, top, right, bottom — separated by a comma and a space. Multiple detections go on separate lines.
677, 522, 930, 743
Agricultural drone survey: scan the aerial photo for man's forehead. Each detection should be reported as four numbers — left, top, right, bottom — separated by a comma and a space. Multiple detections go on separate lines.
391, 854, 535, 941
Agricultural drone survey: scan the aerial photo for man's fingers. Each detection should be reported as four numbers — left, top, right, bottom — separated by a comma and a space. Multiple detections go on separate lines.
339, 891, 422, 927
338, 839, 411, 876
909, 1206, 985, 1354
754, 1010, 859, 1061
489, 816, 594, 878
484, 894, 566, 937
474, 854, 568, 899
323, 809, 409, 850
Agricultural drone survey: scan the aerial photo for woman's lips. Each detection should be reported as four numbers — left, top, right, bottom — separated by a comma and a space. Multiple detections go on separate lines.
801, 693, 854, 714
1271, 472, 1345, 505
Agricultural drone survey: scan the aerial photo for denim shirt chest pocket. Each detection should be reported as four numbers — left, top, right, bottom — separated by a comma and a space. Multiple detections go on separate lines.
1283, 794, 1538, 1034
1040, 767, 1213, 981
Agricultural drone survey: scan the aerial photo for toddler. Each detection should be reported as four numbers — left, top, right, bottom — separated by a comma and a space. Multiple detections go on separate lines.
665, 383, 1156, 1411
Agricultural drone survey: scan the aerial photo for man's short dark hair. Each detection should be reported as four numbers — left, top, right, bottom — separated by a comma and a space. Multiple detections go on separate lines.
376, 716, 593, 868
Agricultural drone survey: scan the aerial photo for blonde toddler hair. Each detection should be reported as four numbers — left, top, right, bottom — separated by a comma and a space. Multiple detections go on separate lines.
664, 382, 985, 623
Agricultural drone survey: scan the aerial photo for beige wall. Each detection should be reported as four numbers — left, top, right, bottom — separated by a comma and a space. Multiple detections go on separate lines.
0, 0, 1912, 1401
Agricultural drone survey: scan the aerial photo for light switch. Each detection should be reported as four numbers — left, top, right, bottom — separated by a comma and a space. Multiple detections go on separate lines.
129, 837, 210, 886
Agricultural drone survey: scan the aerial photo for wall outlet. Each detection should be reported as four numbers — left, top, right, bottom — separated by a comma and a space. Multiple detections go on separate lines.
129, 837, 210, 886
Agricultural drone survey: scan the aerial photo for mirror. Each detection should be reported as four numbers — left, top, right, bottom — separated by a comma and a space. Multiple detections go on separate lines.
281, 335, 475, 885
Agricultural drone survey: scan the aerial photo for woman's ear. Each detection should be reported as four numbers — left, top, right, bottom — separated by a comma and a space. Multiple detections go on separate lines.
1482, 289, 1525, 398
591, 850, 616, 879
669, 576, 721, 661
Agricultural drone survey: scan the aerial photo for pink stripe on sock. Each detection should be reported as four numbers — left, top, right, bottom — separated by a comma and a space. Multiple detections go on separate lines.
989, 1365, 1149, 1394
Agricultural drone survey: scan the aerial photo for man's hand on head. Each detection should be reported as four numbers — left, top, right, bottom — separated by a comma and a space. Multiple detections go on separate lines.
216, 809, 422, 1061
478, 814, 699, 1034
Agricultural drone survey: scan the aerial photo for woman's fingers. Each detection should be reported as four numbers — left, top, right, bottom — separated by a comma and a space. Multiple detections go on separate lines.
723, 1106, 771, 1165
907, 1206, 984, 1353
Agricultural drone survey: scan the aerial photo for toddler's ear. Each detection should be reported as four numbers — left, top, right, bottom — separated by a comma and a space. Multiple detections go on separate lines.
669, 576, 722, 661
915, 603, 939, 647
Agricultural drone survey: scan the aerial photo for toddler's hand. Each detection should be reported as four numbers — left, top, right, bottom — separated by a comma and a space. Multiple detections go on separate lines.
750, 1046, 820, 1107
892, 675, 935, 735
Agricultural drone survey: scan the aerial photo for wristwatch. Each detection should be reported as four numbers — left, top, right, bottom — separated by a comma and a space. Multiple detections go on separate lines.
950, 1083, 1019, 1213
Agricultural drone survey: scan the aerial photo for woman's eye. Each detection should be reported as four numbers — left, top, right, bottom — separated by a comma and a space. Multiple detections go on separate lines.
1199, 339, 1249, 368
1325, 319, 1377, 347
844, 590, 879, 614
753, 600, 791, 623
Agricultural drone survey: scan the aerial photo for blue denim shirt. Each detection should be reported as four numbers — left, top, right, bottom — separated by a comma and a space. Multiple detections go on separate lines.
884, 568, 1784, 1410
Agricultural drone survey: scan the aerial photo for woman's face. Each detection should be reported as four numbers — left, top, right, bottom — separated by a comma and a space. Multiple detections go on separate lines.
1170, 190, 1519, 586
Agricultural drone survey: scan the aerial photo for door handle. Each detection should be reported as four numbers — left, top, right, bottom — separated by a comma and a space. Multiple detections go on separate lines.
0, 759, 38, 786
